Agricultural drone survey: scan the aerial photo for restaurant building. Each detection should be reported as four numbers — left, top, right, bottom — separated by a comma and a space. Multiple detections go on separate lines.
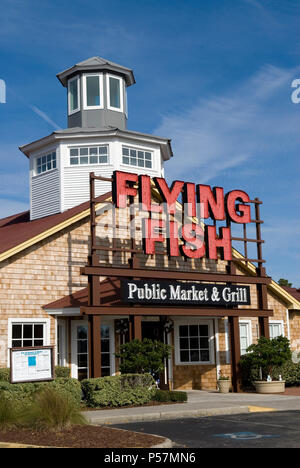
0, 57, 299, 391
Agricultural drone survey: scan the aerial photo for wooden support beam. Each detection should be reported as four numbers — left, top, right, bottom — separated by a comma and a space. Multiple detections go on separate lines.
259, 317, 270, 339
229, 316, 242, 393
88, 315, 101, 378
81, 306, 273, 317
133, 316, 142, 340
80, 266, 272, 285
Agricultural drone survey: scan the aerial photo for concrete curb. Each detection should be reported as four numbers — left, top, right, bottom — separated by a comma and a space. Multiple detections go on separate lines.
86, 405, 251, 425
151, 437, 173, 448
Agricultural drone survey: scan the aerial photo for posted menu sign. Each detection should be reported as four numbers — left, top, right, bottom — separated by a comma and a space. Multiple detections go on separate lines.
122, 280, 251, 307
10, 346, 54, 384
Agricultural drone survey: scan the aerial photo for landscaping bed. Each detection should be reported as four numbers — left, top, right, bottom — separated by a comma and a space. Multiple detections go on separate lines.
0, 425, 163, 448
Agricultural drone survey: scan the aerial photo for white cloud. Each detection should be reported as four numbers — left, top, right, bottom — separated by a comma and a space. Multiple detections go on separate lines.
154, 64, 300, 183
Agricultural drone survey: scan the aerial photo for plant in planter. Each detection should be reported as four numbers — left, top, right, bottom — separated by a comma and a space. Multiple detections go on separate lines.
239, 336, 292, 394
217, 371, 231, 393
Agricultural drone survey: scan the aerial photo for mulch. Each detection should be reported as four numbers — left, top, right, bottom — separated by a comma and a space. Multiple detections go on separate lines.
0, 425, 163, 448
283, 387, 300, 396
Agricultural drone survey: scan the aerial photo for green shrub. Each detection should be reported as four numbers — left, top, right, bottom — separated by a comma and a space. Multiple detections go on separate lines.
0, 368, 10, 382
115, 339, 172, 376
0, 378, 82, 406
55, 366, 71, 379
169, 391, 188, 402
21, 387, 87, 431
273, 360, 300, 386
0, 392, 19, 430
81, 374, 156, 408
152, 390, 187, 403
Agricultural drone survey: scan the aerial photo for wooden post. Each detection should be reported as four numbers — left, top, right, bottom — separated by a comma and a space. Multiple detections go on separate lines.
229, 316, 242, 393
133, 316, 142, 340
88, 315, 101, 378
259, 317, 270, 339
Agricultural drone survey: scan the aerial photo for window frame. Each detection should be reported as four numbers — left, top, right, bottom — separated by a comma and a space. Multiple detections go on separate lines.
106, 74, 124, 112
239, 320, 252, 355
269, 320, 284, 339
68, 145, 110, 167
56, 319, 67, 367
7, 318, 50, 366
35, 151, 57, 176
121, 145, 153, 170
68, 76, 80, 115
82, 73, 104, 110
174, 319, 215, 366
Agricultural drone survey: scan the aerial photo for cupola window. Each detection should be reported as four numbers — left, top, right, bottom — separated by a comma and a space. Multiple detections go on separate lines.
107, 75, 123, 111
68, 76, 80, 115
83, 74, 103, 109
122, 146, 152, 169
36, 152, 57, 175
69, 145, 109, 165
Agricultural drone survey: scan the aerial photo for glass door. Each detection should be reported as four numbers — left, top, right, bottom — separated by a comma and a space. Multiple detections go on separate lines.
71, 320, 115, 380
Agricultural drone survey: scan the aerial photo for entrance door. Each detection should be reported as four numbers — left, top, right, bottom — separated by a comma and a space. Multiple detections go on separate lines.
71, 320, 115, 380
142, 321, 164, 342
141, 319, 169, 389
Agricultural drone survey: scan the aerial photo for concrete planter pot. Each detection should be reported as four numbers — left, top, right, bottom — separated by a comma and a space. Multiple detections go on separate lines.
218, 379, 231, 393
254, 381, 285, 394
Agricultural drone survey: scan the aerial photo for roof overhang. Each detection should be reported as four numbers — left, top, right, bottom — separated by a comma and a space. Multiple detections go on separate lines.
19, 128, 173, 161
57, 59, 135, 88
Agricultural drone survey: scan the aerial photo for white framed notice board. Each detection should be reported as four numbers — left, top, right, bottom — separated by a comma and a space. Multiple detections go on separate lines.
10, 346, 54, 384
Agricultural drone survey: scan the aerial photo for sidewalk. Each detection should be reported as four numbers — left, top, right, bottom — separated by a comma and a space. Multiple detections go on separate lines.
83, 390, 300, 425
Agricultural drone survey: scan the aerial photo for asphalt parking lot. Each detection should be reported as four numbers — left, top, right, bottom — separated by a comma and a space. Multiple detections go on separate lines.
114, 411, 300, 448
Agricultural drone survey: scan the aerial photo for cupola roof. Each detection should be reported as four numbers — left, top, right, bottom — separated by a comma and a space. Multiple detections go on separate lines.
57, 56, 135, 87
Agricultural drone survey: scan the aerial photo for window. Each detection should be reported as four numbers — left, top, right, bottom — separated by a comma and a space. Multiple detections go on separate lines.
76, 325, 89, 381
269, 321, 284, 339
69, 146, 109, 165
176, 322, 213, 364
36, 152, 57, 174
68, 76, 80, 114
107, 75, 123, 111
11, 323, 45, 348
101, 325, 111, 377
83, 74, 103, 109
122, 147, 152, 169
239, 321, 252, 355
56, 320, 67, 367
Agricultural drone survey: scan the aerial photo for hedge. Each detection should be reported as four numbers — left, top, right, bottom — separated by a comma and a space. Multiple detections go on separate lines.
0, 368, 10, 382
0, 367, 71, 382
81, 373, 156, 408
273, 360, 300, 386
54, 366, 71, 379
0, 378, 82, 406
152, 390, 187, 403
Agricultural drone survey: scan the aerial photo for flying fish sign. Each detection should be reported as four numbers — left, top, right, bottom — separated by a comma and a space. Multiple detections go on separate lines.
112, 171, 253, 262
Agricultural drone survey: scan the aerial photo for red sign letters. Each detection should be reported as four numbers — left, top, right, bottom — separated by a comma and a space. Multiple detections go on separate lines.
112, 171, 252, 262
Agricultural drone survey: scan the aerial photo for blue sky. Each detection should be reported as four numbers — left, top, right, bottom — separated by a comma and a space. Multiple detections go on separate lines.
0, 0, 299, 286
